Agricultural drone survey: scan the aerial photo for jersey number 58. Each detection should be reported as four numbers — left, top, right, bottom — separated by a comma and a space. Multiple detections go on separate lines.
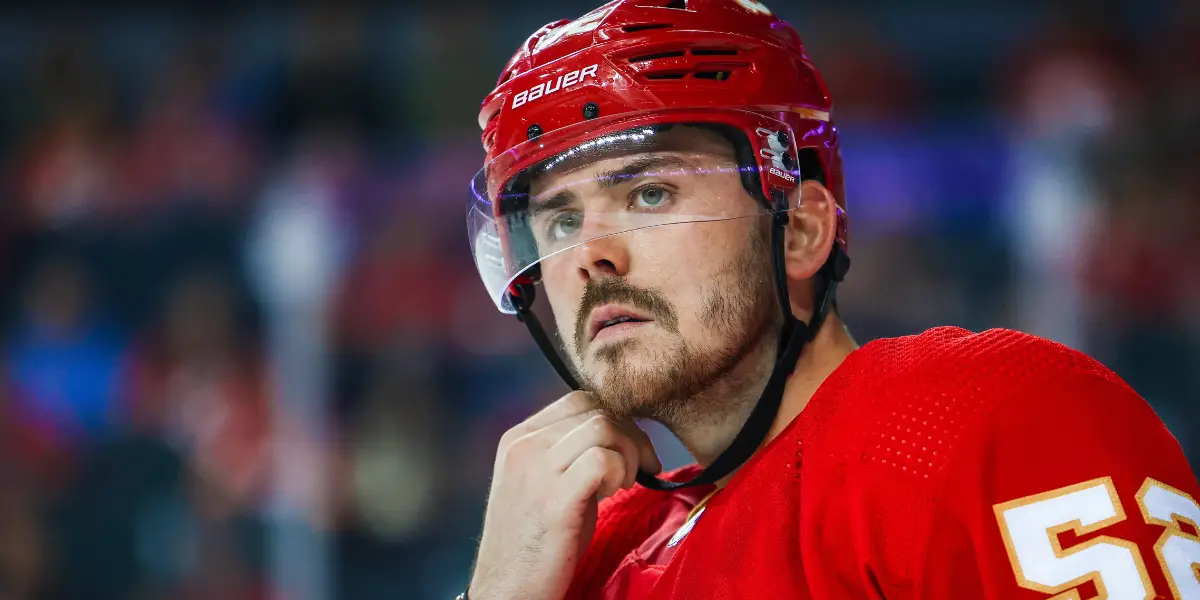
994, 477, 1200, 599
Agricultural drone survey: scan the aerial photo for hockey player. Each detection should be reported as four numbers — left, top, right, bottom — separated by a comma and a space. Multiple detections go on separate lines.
460, 1, 1200, 598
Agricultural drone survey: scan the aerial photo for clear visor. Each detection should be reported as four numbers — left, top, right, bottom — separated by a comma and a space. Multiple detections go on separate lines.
469, 112, 798, 313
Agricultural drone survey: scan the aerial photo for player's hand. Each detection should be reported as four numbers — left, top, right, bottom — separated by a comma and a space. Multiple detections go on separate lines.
468, 391, 663, 600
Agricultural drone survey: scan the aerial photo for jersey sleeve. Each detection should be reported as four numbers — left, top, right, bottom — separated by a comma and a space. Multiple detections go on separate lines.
911, 369, 1200, 599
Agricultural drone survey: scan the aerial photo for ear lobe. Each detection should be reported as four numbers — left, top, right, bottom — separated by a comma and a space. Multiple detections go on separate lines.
783, 180, 837, 282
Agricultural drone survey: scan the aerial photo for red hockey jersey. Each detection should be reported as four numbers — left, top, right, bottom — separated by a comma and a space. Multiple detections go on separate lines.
566, 327, 1200, 599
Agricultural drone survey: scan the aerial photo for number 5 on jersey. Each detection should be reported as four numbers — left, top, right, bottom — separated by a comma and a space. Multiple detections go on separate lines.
994, 477, 1200, 599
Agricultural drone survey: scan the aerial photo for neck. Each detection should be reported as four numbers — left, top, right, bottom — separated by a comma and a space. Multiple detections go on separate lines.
664, 313, 858, 487
757, 313, 858, 459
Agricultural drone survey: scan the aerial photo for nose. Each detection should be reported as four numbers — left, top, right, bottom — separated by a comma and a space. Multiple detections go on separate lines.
573, 232, 631, 283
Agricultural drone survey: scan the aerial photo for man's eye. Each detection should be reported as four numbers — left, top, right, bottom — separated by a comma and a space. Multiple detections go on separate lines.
547, 212, 582, 242
632, 186, 669, 209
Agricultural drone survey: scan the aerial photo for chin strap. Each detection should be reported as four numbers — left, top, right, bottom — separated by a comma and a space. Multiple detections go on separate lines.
510, 284, 580, 390
509, 189, 848, 491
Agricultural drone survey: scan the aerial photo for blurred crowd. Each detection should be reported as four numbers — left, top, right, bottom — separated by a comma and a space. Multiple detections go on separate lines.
0, 2, 1196, 599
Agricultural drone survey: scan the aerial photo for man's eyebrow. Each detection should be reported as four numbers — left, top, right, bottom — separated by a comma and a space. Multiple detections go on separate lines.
596, 155, 693, 189
527, 154, 695, 217
528, 190, 576, 220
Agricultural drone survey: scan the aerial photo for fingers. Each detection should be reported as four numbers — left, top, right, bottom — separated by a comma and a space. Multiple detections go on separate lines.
499, 392, 663, 489
530, 408, 603, 441
519, 391, 600, 432
537, 410, 661, 475
499, 409, 600, 471
556, 446, 627, 505
498, 391, 597, 458
548, 414, 642, 489
566, 415, 662, 475
618, 420, 663, 475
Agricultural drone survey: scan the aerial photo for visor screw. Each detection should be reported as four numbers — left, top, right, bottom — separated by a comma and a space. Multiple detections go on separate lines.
583, 102, 600, 119
781, 152, 796, 171
527, 124, 543, 139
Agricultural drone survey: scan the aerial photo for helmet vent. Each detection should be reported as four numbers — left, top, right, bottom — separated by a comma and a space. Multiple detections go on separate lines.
623, 23, 674, 33
638, 64, 744, 82
694, 70, 732, 80
628, 50, 686, 63
691, 48, 738, 56
636, 0, 687, 8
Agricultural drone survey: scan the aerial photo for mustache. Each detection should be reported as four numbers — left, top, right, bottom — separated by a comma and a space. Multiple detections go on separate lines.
574, 277, 679, 350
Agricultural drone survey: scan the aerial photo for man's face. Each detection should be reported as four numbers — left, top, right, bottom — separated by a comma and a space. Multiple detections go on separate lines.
528, 127, 780, 423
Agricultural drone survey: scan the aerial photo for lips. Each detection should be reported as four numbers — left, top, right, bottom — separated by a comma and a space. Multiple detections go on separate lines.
587, 305, 653, 342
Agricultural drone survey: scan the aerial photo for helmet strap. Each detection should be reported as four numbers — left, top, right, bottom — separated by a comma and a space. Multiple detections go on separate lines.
510, 283, 580, 389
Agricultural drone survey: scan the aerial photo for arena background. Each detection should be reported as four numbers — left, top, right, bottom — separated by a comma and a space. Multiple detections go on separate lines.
0, 1, 1196, 598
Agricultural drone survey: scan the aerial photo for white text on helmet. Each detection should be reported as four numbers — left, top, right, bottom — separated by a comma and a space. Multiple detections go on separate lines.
511, 64, 599, 110
770, 166, 796, 183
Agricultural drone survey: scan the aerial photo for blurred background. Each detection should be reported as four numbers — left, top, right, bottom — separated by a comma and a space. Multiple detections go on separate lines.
0, 0, 1196, 598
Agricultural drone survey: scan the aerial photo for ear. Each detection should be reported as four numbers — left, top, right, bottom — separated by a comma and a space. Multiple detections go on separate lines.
783, 180, 837, 283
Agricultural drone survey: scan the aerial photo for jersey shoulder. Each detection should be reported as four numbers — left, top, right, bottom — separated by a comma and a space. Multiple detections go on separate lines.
806, 326, 1136, 480
858, 325, 1117, 391
833, 325, 1124, 412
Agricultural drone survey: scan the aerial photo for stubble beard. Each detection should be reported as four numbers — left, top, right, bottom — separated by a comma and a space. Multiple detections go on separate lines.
573, 228, 779, 431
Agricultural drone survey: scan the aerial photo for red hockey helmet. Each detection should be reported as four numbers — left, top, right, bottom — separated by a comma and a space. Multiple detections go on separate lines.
469, 0, 848, 313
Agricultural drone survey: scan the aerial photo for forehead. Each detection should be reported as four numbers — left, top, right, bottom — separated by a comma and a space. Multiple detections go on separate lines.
527, 126, 740, 196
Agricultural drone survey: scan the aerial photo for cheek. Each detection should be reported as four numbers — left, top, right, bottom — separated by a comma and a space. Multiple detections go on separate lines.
537, 256, 583, 339
636, 223, 743, 317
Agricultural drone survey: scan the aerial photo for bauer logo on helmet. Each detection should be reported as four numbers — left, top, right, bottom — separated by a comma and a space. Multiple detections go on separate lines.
511, 64, 599, 110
